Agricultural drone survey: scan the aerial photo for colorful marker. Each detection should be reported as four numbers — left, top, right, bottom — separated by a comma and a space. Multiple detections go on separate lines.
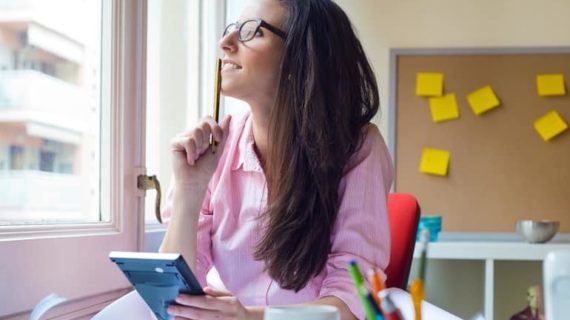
348, 260, 376, 320
379, 291, 404, 320
366, 291, 384, 319
369, 268, 385, 308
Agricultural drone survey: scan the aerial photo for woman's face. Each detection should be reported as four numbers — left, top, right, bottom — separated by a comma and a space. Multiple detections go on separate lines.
219, 0, 286, 108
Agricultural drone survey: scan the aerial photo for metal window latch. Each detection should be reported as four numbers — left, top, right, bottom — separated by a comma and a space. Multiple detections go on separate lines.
137, 174, 163, 224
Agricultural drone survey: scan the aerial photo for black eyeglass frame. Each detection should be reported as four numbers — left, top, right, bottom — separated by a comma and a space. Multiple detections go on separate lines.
223, 19, 287, 42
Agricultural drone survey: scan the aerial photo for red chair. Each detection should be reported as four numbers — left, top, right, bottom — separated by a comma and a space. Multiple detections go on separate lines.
385, 193, 421, 289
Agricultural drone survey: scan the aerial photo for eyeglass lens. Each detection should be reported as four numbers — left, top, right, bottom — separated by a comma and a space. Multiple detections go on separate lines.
239, 21, 259, 41
223, 20, 260, 41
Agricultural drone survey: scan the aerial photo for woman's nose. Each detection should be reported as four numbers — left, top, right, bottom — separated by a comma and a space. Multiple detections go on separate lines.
219, 31, 238, 52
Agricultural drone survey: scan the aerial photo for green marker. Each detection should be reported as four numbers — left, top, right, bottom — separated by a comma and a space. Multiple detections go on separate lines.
348, 260, 364, 285
348, 260, 376, 320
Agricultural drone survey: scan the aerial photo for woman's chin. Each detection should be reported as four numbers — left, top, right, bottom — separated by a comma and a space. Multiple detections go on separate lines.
220, 88, 238, 99
220, 84, 247, 100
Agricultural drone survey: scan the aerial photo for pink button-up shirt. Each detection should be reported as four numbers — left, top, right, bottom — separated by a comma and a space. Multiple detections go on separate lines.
162, 112, 394, 319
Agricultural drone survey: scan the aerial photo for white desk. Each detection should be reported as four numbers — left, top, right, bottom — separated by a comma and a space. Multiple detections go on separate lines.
93, 288, 460, 320
384, 287, 461, 320
412, 241, 570, 320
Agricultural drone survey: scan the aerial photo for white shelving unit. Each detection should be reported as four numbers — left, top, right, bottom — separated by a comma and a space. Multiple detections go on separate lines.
412, 241, 570, 320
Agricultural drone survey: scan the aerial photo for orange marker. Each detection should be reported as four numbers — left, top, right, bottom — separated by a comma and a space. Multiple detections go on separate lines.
369, 268, 385, 307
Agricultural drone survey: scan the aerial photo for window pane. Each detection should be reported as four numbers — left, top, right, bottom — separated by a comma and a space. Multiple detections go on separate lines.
0, 0, 103, 225
145, 0, 192, 224
145, 0, 162, 224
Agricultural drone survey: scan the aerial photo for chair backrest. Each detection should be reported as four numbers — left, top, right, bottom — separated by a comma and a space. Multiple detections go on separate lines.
385, 193, 421, 289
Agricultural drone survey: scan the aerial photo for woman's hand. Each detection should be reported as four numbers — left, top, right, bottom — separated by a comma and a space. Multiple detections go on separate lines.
170, 115, 232, 187
167, 287, 259, 320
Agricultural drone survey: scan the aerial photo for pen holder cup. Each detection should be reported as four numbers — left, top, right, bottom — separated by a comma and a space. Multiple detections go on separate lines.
264, 305, 340, 320
417, 215, 442, 242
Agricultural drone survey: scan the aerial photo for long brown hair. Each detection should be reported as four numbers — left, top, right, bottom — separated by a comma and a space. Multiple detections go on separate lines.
253, 0, 380, 291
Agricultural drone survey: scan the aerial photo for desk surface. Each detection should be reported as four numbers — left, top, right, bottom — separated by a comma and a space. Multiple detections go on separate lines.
385, 287, 461, 320
412, 241, 570, 260
94, 289, 461, 320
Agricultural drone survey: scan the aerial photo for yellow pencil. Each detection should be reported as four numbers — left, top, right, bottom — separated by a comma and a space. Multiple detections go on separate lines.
211, 58, 222, 153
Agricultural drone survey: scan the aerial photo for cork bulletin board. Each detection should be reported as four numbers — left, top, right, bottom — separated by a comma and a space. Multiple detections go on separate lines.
389, 48, 570, 233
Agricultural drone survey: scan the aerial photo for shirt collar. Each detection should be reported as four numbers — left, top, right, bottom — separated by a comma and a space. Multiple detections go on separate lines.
232, 113, 264, 173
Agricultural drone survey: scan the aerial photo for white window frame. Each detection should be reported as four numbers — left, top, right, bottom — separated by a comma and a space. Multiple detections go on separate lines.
199, 0, 226, 120
143, 0, 226, 252
0, 0, 147, 318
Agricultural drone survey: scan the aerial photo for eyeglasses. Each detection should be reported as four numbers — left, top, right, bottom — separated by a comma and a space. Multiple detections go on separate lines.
223, 19, 286, 42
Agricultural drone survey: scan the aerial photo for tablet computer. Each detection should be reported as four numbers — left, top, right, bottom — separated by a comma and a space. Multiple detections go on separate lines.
109, 251, 204, 320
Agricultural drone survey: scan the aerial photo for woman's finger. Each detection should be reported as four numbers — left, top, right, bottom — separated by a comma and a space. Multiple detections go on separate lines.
171, 137, 192, 163
170, 115, 232, 168
184, 137, 198, 165
170, 136, 187, 151
198, 121, 213, 144
203, 286, 232, 297
192, 129, 207, 154
175, 294, 228, 311
202, 116, 224, 142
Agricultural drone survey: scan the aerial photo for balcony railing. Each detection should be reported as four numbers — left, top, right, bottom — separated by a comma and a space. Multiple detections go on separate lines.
0, 69, 87, 117
0, 0, 33, 10
0, 170, 92, 224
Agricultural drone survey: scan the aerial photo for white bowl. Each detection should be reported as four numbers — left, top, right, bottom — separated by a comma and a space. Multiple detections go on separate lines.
516, 220, 559, 243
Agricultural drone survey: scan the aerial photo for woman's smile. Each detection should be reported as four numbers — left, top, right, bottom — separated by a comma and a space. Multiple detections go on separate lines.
222, 59, 242, 72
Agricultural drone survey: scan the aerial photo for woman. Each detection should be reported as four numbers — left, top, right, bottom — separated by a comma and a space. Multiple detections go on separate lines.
160, 0, 394, 319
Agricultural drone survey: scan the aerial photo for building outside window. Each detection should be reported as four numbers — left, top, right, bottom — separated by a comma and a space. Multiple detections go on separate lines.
0, 0, 100, 225
8, 145, 24, 170
0, 0, 226, 317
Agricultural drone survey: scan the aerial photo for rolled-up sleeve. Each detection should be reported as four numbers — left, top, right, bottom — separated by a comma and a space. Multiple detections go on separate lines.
318, 125, 394, 320
160, 183, 214, 287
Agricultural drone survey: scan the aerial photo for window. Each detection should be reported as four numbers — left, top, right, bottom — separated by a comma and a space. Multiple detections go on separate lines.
9, 145, 24, 170
0, 0, 227, 317
143, 0, 226, 227
0, 0, 101, 225
0, 0, 145, 317
39, 150, 55, 172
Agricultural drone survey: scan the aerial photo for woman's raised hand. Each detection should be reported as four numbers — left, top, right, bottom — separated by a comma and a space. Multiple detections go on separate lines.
170, 115, 232, 187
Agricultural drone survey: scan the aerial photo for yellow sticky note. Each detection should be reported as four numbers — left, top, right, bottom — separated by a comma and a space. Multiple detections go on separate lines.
416, 72, 444, 97
534, 110, 568, 141
467, 85, 501, 115
537, 74, 566, 96
419, 147, 450, 176
429, 93, 460, 123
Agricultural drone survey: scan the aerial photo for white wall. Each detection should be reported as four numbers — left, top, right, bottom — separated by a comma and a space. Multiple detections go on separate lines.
335, 0, 570, 141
